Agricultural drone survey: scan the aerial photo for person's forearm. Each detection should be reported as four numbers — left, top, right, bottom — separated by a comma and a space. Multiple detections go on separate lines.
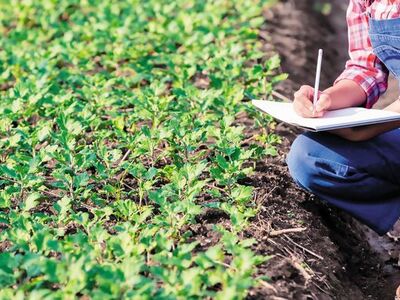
332, 119, 400, 142
330, 97, 400, 142
368, 98, 400, 137
323, 79, 367, 110
383, 96, 400, 113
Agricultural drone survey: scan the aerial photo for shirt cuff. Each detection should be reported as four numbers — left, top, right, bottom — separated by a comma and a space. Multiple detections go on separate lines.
334, 68, 388, 108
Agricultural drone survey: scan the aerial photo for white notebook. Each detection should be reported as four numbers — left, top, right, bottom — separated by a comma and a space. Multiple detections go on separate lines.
252, 100, 400, 131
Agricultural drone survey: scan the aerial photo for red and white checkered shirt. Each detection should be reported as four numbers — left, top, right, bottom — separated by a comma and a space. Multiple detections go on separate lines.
335, 0, 400, 108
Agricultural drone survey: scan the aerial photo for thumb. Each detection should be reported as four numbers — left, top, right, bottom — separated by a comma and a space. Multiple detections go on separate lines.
315, 93, 331, 113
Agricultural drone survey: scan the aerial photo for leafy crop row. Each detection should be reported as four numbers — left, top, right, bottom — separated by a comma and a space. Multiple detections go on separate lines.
0, 0, 285, 299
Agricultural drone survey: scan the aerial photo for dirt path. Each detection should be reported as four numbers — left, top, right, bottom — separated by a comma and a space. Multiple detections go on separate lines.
248, 0, 400, 299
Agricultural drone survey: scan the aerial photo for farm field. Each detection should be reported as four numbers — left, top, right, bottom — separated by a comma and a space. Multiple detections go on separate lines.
0, 0, 399, 299
0, 0, 286, 298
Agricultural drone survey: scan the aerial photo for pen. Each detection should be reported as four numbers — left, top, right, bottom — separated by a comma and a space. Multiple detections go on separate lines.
313, 49, 323, 111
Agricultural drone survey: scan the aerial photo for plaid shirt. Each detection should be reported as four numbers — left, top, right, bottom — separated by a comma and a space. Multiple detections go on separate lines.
335, 0, 400, 108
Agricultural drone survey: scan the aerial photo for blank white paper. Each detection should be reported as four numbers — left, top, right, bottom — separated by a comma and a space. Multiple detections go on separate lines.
252, 100, 400, 131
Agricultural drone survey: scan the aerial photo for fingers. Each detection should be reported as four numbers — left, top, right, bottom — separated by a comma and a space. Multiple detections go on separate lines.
293, 95, 314, 117
294, 85, 314, 99
293, 85, 315, 118
293, 85, 331, 118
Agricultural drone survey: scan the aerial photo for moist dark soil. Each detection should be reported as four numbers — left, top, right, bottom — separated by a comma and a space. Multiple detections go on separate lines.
241, 0, 399, 299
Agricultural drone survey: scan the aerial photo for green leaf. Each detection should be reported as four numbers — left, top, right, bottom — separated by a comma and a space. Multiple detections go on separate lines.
65, 119, 83, 136
265, 54, 281, 71
141, 125, 151, 138
0, 166, 18, 179
113, 116, 125, 131
23, 192, 41, 212
73, 172, 90, 188
215, 155, 229, 169
231, 186, 253, 204
9, 134, 21, 147
37, 126, 51, 142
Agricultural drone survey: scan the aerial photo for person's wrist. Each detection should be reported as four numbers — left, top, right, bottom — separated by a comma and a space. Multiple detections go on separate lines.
314, 90, 333, 113
321, 87, 335, 110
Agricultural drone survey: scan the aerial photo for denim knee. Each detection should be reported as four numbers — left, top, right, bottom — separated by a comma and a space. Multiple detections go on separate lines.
287, 133, 361, 193
286, 134, 319, 192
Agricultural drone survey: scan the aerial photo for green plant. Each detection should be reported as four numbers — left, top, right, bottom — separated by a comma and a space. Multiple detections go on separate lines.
0, 0, 284, 298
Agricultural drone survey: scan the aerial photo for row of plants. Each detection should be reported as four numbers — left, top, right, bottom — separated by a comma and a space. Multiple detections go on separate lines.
0, 0, 285, 298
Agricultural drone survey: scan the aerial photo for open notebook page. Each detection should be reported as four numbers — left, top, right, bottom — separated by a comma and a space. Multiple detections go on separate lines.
252, 100, 400, 131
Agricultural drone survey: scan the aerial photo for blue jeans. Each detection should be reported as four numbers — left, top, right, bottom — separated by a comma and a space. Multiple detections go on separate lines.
286, 130, 400, 235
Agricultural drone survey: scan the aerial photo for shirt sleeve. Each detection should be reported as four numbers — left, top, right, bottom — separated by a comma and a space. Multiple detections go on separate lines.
334, 0, 389, 108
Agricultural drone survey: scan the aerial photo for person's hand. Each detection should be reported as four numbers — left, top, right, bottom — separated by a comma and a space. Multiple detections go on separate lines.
293, 85, 332, 118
